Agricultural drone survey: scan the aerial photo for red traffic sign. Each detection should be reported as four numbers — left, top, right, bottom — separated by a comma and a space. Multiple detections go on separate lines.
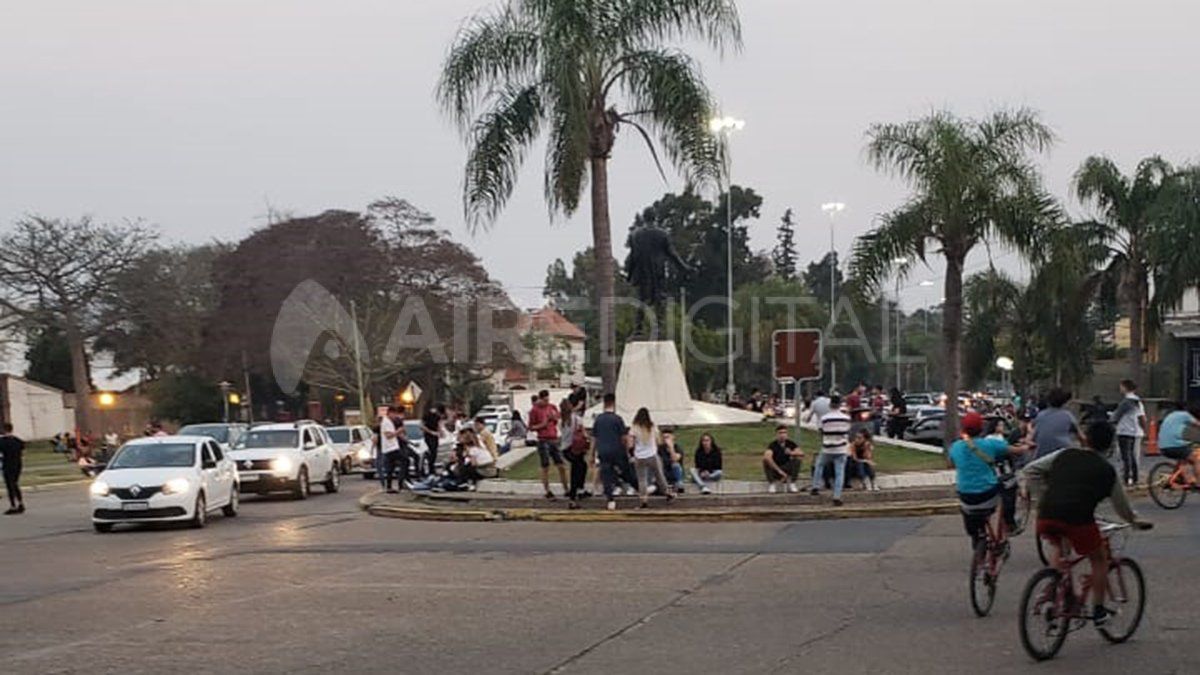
772, 329, 823, 382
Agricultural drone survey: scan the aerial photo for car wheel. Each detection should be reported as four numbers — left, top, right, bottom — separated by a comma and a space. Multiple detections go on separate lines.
293, 467, 310, 500
190, 494, 207, 529
324, 465, 340, 493
222, 487, 239, 517
93, 522, 113, 534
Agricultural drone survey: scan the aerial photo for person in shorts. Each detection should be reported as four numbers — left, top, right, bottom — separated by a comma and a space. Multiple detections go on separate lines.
527, 389, 567, 499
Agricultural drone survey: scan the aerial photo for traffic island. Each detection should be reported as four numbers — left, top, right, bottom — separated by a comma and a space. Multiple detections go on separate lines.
359, 486, 962, 523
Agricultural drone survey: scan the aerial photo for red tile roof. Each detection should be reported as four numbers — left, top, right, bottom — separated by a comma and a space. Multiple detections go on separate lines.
519, 306, 586, 341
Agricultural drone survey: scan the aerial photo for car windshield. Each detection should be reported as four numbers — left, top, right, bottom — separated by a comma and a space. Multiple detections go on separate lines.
109, 443, 196, 469
326, 428, 351, 443
178, 424, 230, 444
237, 430, 298, 449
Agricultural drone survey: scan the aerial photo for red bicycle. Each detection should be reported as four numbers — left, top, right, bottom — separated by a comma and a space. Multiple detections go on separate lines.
1018, 520, 1150, 661
1147, 456, 1199, 509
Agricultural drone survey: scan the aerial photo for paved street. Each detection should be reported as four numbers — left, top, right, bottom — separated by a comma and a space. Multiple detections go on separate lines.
1, 480, 1195, 674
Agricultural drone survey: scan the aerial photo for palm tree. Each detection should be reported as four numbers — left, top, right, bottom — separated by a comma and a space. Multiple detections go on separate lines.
1073, 156, 1198, 382
849, 109, 1056, 449
437, 0, 741, 392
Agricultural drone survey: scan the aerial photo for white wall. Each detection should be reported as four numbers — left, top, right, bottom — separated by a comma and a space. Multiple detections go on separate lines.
5, 378, 71, 440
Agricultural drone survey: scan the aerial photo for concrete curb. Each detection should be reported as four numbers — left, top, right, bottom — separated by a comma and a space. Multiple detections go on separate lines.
360, 491, 960, 523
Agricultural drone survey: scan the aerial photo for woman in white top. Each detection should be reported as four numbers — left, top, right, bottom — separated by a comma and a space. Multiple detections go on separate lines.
630, 407, 673, 508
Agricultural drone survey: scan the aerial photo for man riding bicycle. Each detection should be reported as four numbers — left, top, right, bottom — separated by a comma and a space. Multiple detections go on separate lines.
1158, 399, 1200, 483
949, 412, 1030, 552
1022, 420, 1151, 626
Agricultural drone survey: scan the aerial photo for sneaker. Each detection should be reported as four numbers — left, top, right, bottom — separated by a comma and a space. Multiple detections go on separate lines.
623, 487, 636, 497
385, 488, 398, 494
606, 500, 617, 511
787, 482, 799, 493
568, 501, 581, 510
701, 486, 712, 495
544, 491, 557, 501
809, 488, 819, 496
664, 492, 675, 502
768, 484, 778, 494
3, 508, 17, 515
403, 480, 416, 490
832, 498, 844, 507
648, 484, 658, 495
639, 502, 650, 509
1092, 605, 1112, 626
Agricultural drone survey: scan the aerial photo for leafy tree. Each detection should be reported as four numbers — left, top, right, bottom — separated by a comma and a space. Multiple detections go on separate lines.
1073, 156, 1200, 382
0, 215, 158, 432
802, 251, 842, 309
772, 208, 798, 281
850, 109, 1056, 449
25, 326, 75, 391
437, 0, 742, 392
146, 372, 222, 425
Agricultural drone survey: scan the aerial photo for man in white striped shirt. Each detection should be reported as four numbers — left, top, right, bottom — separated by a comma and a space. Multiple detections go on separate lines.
811, 394, 852, 506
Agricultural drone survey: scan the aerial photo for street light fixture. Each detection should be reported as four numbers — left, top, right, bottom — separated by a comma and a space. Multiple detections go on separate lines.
821, 202, 846, 391
97, 392, 116, 408
710, 114, 745, 400
996, 356, 1014, 397
218, 381, 232, 423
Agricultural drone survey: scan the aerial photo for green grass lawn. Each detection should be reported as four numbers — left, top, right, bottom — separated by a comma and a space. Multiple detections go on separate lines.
5, 444, 89, 489
502, 423, 946, 481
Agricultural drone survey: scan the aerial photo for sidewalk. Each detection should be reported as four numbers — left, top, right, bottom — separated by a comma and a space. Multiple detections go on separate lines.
476, 470, 956, 496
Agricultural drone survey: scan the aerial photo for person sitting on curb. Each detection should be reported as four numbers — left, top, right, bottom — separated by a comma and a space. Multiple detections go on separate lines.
657, 428, 687, 495
691, 433, 723, 494
850, 428, 878, 491
763, 425, 804, 493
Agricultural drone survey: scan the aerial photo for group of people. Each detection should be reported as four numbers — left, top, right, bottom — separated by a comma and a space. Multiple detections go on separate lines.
764, 394, 879, 505
374, 404, 501, 494
803, 384, 911, 439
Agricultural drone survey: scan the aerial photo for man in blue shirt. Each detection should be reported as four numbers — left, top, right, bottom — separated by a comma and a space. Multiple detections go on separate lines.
949, 412, 1030, 550
592, 393, 637, 511
1158, 400, 1200, 481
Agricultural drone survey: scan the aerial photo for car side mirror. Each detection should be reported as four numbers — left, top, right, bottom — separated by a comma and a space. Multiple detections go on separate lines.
304, 441, 317, 450
202, 460, 217, 469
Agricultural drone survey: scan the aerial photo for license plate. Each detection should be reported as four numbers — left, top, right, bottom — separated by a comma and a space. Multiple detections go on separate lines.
122, 501, 150, 511
240, 474, 259, 482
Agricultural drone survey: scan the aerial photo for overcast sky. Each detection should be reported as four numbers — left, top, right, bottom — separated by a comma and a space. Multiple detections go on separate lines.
3, 0, 1198, 314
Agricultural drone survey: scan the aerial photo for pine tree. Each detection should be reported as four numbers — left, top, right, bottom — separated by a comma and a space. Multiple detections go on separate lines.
773, 208, 798, 280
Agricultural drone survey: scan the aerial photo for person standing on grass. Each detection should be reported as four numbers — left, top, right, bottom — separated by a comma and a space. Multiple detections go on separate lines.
528, 390, 568, 500
691, 433, 724, 494
811, 394, 852, 506
1, 423, 26, 515
1110, 379, 1147, 486
763, 425, 804, 493
630, 408, 673, 509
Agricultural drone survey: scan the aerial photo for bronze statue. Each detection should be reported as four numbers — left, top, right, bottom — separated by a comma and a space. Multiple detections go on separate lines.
624, 224, 692, 337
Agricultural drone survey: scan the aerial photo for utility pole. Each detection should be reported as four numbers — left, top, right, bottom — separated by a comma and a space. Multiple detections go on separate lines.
349, 300, 369, 423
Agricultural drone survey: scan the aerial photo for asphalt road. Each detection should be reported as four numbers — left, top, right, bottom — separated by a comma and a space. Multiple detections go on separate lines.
1, 479, 1196, 674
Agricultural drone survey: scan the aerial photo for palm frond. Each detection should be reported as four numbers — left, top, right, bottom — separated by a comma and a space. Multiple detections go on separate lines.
848, 201, 932, 296
543, 96, 590, 216
462, 84, 546, 229
619, 48, 723, 187
611, 0, 742, 53
437, 7, 541, 130
1073, 156, 1127, 222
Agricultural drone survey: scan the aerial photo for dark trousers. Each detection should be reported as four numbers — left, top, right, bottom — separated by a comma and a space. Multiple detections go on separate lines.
763, 457, 801, 482
382, 450, 406, 490
1118, 435, 1139, 483
599, 453, 638, 500
3, 458, 21, 507
424, 436, 439, 475
565, 452, 588, 500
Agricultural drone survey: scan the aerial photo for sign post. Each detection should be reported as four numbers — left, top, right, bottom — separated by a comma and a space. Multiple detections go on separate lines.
772, 329, 824, 423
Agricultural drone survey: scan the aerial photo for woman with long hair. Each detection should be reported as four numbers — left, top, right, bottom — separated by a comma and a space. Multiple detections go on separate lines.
690, 433, 724, 494
630, 407, 673, 508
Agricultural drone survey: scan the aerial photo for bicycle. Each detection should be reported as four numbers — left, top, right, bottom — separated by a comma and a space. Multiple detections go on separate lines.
1147, 455, 1199, 509
1018, 520, 1150, 661
968, 496, 1018, 617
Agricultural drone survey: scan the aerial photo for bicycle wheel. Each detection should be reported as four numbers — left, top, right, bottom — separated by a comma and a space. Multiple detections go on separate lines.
969, 539, 997, 617
1035, 533, 1050, 566
1019, 568, 1069, 661
1097, 558, 1146, 644
1012, 493, 1032, 535
1148, 462, 1187, 510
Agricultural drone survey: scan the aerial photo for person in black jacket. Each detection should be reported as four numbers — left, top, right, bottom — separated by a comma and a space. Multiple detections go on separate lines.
1, 423, 26, 515
690, 433, 723, 494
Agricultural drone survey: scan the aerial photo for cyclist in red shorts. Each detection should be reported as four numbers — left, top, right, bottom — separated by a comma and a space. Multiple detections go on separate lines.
1022, 420, 1152, 625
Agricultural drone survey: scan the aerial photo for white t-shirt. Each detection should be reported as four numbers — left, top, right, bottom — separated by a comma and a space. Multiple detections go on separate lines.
1115, 393, 1145, 438
467, 444, 494, 466
380, 417, 401, 453
631, 425, 659, 460
819, 410, 852, 455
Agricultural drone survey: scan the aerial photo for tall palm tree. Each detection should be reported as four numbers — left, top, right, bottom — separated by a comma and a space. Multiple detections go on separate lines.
849, 109, 1056, 449
1074, 156, 1197, 382
437, 0, 741, 392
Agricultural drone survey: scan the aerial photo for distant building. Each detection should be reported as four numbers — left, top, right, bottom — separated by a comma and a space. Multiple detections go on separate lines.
1164, 288, 1200, 401
498, 305, 586, 391
0, 374, 75, 440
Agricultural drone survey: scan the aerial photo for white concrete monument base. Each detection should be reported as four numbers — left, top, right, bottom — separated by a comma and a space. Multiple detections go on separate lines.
587, 340, 763, 427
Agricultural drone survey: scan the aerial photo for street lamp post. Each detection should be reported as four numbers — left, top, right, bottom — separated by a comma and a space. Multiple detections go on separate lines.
820, 202, 845, 392
892, 259, 909, 392
709, 115, 745, 401
218, 381, 232, 423
996, 356, 1014, 398
919, 280, 936, 391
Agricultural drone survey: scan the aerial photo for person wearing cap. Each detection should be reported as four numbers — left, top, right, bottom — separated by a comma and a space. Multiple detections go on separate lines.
947, 411, 1030, 553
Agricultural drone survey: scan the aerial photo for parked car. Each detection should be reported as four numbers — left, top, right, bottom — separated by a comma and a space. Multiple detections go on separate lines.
229, 421, 339, 499
89, 435, 239, 533
475, 404, 511, 421
358, 420, 456, 479
177, 423, 248, 452
325, 425, 374, 474
904, 412, 946, 446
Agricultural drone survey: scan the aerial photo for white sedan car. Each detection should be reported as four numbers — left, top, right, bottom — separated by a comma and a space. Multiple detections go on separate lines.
90, 435, 240, 533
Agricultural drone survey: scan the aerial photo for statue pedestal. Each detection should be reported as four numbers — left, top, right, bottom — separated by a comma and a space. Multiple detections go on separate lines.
598, 340, 762, 427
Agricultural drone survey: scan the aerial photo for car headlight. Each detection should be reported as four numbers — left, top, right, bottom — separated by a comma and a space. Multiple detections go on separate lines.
162, 478, 191, 495
357, 448, 371, 460
90, 480, 110, 497
270, 457, 293, 474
